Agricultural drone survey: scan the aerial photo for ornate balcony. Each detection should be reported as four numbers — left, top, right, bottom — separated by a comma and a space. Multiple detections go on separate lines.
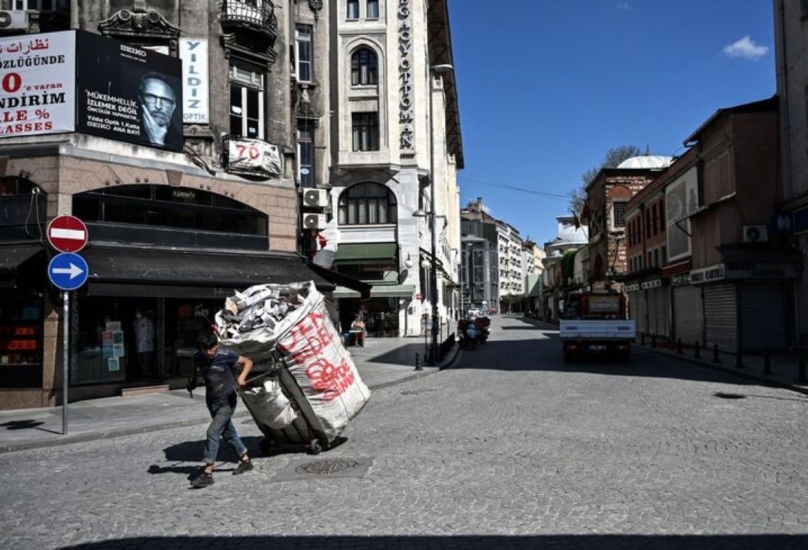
220, 0, 278, 64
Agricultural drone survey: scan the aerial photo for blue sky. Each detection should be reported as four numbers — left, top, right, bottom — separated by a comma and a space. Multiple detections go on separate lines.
448, 0, 776, 246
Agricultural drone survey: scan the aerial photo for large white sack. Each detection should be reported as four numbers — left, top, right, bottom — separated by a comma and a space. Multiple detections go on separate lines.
219, 281, 371, 440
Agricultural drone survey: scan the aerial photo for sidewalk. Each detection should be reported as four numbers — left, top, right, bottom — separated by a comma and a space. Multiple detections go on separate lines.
523, 316, 808, 397
0, 336, 458, 454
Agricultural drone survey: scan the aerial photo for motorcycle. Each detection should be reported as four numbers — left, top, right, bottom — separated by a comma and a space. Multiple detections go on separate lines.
458, 317, 489, 349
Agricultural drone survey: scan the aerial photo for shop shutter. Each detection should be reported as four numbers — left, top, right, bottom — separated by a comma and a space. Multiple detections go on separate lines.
652, 286, 671, 339
628, 290, 646, 334
704, 284, 737, 352
673, 285, 703, 346
740, 284, 787, 351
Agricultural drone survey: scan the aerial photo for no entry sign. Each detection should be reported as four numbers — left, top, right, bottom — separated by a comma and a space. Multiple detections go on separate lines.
47, 215, 88, 253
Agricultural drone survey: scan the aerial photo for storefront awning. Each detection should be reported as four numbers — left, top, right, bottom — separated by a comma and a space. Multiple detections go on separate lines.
0, 244, 43, 272
305, 262, 372, 299
81, 246, 335, 298
333, 283, 416, 299
334, 243, 397, 265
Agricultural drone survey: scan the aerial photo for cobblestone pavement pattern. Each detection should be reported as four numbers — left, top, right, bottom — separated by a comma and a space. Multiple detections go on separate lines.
1, 316, 808, 550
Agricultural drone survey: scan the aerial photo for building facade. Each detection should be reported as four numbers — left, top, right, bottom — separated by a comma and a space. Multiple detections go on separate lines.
773, 0, 808, 347
541, 215, 588, 322
0, 0, 335, 409
326, 0, 463, 338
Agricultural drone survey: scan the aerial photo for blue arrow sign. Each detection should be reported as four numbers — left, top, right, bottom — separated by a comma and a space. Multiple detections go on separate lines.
48, 253, 89, 291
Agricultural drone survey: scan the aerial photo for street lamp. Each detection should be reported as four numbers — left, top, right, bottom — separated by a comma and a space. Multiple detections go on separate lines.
413, 63, 454, 365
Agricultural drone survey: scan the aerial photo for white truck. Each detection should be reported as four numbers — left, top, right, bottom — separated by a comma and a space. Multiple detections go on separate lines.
559, 292, 636, 362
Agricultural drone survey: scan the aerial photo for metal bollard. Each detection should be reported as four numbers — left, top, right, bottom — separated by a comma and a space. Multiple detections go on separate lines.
694, 341, 701, 359
651, 334, 657, 348
677, 338, 684, 355
712, 343, 720, 364
415, 352, 422, 371
763, 350, 772, 376
735, 352, 744, 370
641, 332, 646, 346
798, 353, 807, 384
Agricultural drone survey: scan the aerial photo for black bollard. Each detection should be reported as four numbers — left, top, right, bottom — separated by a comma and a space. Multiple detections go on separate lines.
694, 341, 701, 359
651, 334, 657, 348
763, 350, 772, 376
712, 343, 720, 364
677, 338, 684, 355
641, 332, 646, 346
415, 352, 422, 371
735, 352, 744, 370
798, 353, 807, 384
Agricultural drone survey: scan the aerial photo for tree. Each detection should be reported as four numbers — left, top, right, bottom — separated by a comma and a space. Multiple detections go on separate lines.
568, 145, 641, 215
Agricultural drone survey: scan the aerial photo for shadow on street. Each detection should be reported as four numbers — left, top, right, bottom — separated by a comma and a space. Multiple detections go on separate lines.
59, 534, 808, 550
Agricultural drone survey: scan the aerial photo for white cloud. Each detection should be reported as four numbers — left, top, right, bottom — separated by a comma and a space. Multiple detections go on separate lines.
723, 35, 769, 60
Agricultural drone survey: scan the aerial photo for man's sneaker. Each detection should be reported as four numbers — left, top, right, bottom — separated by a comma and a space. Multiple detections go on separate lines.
233, 459, 253, 475
191, 472, 214, 488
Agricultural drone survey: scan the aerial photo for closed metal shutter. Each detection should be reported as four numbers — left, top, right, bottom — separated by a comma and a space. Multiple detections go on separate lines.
647, 286, 671, 338
673, 285, 703, 346
740, 284, 787, 351
704, 284, 737, 352
632, 291, 647, 335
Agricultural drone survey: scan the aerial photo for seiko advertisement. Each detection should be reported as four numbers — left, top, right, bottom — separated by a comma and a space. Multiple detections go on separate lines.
76, 31, 183, 152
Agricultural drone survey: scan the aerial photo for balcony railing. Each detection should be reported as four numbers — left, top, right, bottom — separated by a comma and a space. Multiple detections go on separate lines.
221, 0, 277, 34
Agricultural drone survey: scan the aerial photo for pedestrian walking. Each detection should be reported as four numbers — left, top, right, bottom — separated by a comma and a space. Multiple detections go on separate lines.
189, 331, 255, 488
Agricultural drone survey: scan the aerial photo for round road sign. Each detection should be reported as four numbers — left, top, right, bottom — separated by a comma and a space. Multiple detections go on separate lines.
47, 215, 88, 253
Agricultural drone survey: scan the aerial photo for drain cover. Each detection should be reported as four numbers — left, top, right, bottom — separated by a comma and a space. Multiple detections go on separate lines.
295, 459, 360, 476
270, 457, 374, 482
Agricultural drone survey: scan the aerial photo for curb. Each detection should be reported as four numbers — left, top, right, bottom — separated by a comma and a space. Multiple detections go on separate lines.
0, 358, 451, 455
641, 346, 808, 398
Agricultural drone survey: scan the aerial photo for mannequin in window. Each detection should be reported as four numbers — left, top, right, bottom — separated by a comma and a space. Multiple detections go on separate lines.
134, 309, 156, 378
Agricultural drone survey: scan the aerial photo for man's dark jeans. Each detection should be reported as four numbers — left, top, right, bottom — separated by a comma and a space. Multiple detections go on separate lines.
204, 396, 247, 466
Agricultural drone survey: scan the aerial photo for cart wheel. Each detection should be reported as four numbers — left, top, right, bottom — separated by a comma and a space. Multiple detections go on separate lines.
259, 438, 273, 456
308, 440, 322, 455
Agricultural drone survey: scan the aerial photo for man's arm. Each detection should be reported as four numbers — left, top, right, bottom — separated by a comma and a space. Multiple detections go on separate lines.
235, 355, 253, 389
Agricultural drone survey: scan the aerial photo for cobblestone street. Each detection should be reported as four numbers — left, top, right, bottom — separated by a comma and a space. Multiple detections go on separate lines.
2, 316, 808, 550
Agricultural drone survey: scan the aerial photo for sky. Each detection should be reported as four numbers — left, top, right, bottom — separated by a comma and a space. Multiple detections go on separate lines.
447, 0, 777, 247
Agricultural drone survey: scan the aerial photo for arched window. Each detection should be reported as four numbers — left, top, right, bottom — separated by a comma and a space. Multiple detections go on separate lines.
351, 47, 378, 86
338, 183, 397, 225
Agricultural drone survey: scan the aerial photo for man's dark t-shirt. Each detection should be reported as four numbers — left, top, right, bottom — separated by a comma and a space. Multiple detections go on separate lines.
193, 349, 241, 406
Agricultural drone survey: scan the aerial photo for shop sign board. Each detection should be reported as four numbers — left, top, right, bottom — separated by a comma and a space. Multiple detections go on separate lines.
179, 38, 209, 123
48, 252, 88, 291
690, 264, 726, 285
226, 137, 282, 178
0, 31, 77, 137
47, 215, 88, 252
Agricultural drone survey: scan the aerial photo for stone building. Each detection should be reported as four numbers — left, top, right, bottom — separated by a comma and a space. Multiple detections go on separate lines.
0, 0, 334, 409
324, 0, 463, 338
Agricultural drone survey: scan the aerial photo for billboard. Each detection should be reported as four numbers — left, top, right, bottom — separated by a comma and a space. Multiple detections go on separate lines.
76, 31, 183, 152
666, 166, 699, 262
226, 137, 282, 178
0, 32, 77, 137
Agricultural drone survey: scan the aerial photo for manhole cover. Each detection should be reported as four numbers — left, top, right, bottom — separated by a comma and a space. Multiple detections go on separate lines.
714, 392, 746, 399
295, 459, 359, 476
270, 456, 375, 482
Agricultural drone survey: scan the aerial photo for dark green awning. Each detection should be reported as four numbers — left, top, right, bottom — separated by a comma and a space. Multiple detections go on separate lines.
333, 243, 397, 265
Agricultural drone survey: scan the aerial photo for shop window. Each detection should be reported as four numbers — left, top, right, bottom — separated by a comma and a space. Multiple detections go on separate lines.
337, 182, 397, 225
0, 296, 43, 389
352, 112, 379, 151
294, 24, 313, 83
0, 178, 46, 243
229, 61, 264, 139
351, 47, 378, 86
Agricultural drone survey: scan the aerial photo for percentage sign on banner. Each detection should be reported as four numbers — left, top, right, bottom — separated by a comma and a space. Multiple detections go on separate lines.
34, 109, 50, 119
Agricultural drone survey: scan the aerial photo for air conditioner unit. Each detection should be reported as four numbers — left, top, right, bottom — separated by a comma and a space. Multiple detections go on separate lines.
301, 188, 328, 208
302, 213, 327, 230
0, 11, 29, 31
742, 225, 769, 243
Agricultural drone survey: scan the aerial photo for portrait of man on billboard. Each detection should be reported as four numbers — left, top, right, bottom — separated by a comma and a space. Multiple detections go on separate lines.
138, 72, 180, 148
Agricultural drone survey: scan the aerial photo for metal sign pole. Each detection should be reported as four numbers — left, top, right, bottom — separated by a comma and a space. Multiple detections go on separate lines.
62, 290, 69, 435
